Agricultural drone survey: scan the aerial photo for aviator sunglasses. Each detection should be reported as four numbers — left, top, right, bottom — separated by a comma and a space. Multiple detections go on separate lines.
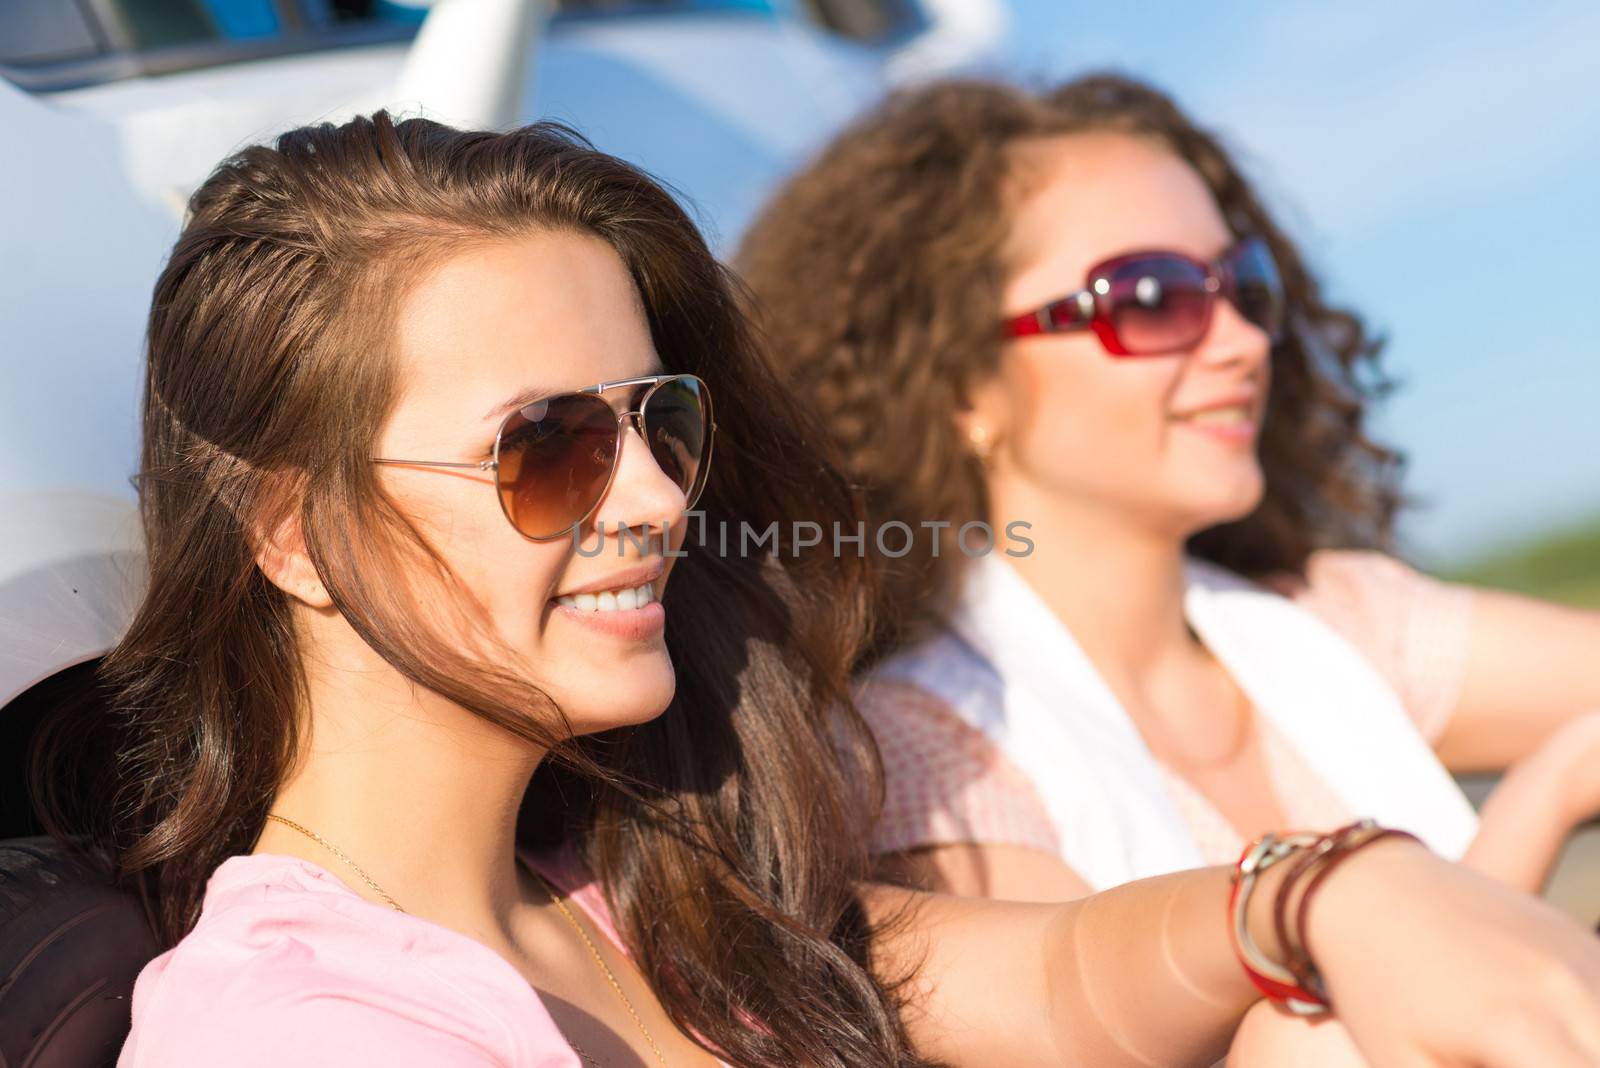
1001, 236, 1286, 356
374, 373, 714, 541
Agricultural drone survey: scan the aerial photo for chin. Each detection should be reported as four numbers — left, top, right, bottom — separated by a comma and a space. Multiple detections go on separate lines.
561, 667, 678, 737
1213, 488, 1266, 525
1175, 472, 1266, 534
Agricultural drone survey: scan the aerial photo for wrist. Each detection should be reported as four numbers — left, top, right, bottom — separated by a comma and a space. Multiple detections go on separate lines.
1241, 844, 1295, 961
1229, 830, 1328, 1013
1299, 833, 1435, 972
1231, 823, 1429, 1015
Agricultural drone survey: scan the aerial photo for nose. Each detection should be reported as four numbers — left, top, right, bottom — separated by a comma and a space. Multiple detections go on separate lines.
586, 419, 688, 543
1192, 291, 1273, 374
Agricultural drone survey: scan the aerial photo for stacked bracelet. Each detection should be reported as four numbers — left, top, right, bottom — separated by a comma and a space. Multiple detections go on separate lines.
1229, 819, 1422, 1016
1229, 829, 1327, 1014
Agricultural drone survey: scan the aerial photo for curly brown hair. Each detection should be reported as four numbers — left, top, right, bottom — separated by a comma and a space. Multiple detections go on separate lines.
736, 74, 1405, 664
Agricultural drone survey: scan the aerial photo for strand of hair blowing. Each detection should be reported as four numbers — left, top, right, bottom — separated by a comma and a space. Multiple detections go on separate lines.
33, 111, 933, 1067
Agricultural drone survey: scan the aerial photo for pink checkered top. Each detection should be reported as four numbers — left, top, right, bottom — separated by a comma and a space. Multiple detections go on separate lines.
861, 550, 1476, 868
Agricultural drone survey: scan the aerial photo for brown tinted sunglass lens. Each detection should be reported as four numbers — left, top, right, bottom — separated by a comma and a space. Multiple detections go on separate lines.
495, 393, 618, 539
642, 377, 710, 507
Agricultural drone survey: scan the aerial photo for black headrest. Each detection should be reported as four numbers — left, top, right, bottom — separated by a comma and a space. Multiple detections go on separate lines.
0, 837, 160, 1068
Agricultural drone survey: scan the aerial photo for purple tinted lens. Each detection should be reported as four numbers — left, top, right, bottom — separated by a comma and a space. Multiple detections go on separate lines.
1226, 239, 1286, 341
1105, 255, 1211, 354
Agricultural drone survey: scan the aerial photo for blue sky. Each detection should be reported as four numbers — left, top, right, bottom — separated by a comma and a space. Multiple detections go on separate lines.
988, 0, 1600, 564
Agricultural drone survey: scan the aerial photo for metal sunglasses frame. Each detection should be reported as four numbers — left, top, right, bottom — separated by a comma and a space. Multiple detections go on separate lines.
372, 372, 716, 542
999, 236, 1284, 356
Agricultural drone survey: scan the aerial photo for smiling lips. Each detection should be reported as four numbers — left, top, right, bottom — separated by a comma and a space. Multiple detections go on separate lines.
1185, 403, 1253, 426
557, 583, 656, 613
1173, 397, 1261, 443
550, 560, 667, 640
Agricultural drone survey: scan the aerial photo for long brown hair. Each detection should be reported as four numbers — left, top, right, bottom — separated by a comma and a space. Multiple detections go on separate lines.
34, 111, 930, 1068
736, 74, 1404, 663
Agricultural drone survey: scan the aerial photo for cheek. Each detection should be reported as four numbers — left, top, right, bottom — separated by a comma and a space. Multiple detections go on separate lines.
657, 513, 690, 584
390, 473, 567, 644
1007, 344, 1176, 492
379, 473, 677, 732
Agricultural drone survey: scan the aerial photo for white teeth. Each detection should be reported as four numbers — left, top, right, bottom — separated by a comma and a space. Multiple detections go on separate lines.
556, 583, 655, 613
1187, 405, 1251, 426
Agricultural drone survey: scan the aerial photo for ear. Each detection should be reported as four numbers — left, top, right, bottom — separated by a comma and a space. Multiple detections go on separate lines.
255, 509, 335, 610
953, 371, 1014, 462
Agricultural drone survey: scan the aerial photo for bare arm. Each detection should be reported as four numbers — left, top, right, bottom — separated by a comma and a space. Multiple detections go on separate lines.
865, 839, 1600, 1068
875, 843, 1093, 902
880, 846, 1385, 1067
1436, 587, 1600, 772
881, 846, 1382, 1066
1461, 707, 1600, 892
864, 864, 1262, 1068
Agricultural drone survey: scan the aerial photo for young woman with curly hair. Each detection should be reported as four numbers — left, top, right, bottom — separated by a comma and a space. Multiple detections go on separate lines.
738, 74, 1600, 1057
35, 108, 1600, 1068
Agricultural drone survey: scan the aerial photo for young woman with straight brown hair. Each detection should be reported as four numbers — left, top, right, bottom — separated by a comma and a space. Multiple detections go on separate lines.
33, 109, 1600, 1068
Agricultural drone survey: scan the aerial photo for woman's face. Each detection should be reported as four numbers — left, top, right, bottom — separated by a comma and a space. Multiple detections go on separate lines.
985, 131, 1273, 540
375, 229, 689, 735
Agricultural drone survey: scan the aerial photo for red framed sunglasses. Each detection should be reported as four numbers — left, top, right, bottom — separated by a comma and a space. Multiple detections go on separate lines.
1001, 237, 1286, 356
373, 373, 714, 541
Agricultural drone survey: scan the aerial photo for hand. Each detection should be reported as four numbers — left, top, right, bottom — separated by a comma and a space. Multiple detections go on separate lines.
1307, 837, 1600, 1067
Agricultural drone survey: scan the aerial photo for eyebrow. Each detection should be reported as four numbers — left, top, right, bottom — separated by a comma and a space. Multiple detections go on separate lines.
485, 385, 554, 423
483, 361, 669, 423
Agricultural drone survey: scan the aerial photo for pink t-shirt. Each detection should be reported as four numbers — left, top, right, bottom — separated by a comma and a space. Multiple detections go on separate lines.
118, 850, 597, 1067
863, 550, 1477, 868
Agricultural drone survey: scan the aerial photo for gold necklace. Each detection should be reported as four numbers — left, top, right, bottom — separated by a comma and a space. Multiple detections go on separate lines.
264, 813, 403, 911
260, 813, 666, 1067
531, 869, 669, 1068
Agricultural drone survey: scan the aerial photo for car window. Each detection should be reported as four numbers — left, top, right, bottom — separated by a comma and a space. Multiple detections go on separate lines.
2, 0, 922, 92
801, 0, 923, 43
0, 0, 104, 66
0, 0, 427, 91
549, 0, 924, 45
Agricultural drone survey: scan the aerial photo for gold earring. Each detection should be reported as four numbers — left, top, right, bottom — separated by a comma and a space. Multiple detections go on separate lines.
969, 424, 994, 464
